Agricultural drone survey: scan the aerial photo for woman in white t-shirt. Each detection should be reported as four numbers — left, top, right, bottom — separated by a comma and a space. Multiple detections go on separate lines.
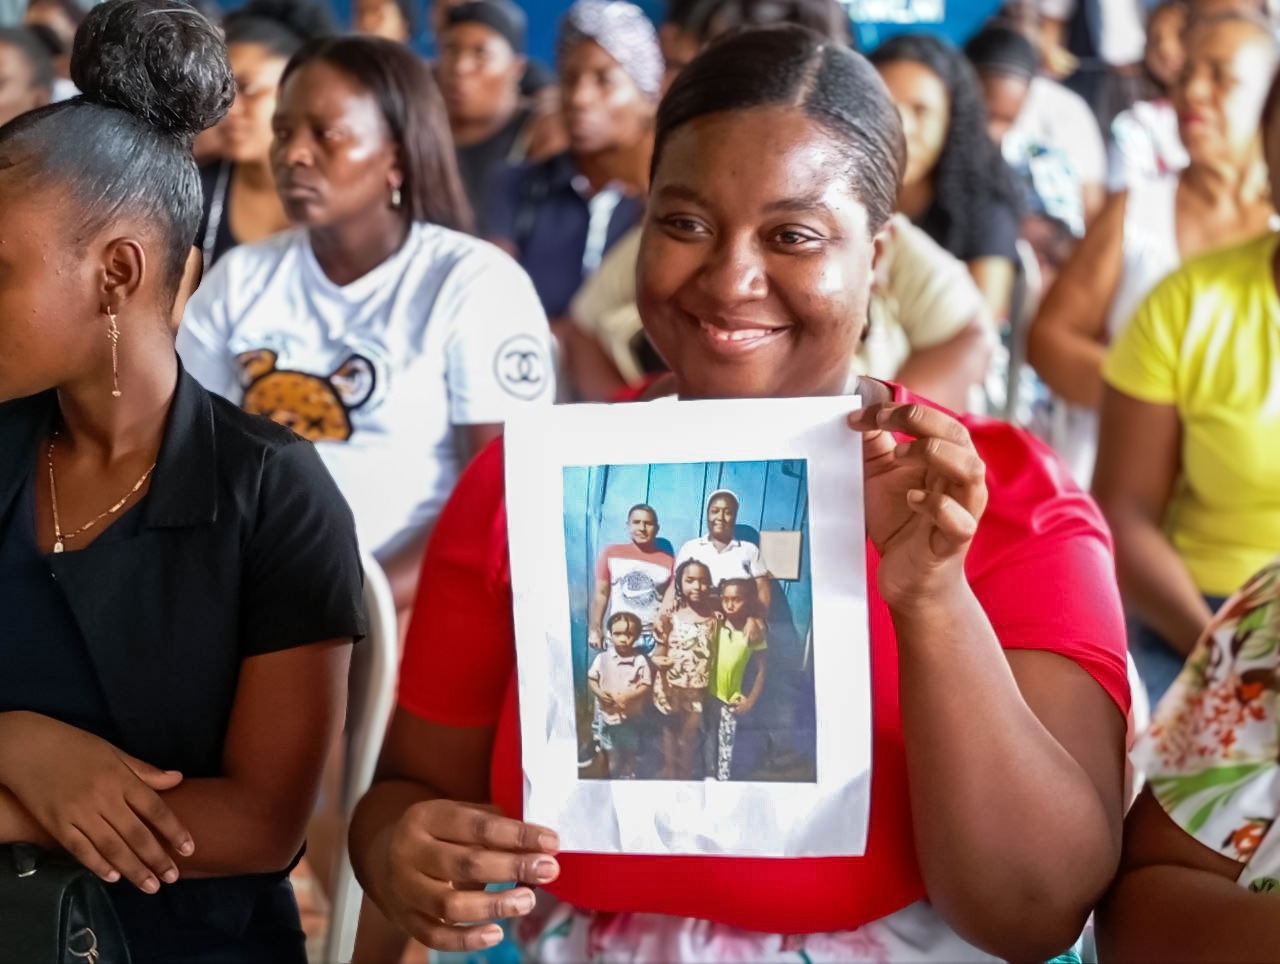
179, 35, 556, 609
1026, 10, 1277, 485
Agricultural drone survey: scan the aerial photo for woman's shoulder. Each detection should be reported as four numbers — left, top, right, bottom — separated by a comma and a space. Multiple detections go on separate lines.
1177, 230, 1277, 286
411, 221, 525, 273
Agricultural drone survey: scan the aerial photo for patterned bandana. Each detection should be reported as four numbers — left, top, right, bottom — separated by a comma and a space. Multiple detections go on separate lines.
558, 0, 663, 101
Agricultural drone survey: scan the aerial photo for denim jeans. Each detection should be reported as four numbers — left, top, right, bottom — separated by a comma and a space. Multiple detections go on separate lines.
1129, 594, 1228, 706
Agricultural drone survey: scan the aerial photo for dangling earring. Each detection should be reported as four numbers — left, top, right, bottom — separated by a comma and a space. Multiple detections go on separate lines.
390, 184, 402, 209
107, 309, 122, 398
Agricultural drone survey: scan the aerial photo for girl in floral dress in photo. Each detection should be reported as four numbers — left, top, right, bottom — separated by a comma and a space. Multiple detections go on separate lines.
651, 559, 718, 780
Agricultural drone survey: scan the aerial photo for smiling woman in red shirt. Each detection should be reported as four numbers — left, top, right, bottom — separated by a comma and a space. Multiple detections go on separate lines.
348, 25, 1130, 964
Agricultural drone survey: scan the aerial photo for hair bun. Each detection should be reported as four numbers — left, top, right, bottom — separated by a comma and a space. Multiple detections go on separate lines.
229, 0, 337, 43
71, 0, 234, 143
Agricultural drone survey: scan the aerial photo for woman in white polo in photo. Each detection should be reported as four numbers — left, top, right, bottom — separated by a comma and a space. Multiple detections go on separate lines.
179, 35, 555, 610
673, 489, 773, 610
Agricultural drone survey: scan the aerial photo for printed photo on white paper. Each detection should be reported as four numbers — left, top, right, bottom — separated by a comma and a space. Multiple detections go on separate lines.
504, 397, 871, 858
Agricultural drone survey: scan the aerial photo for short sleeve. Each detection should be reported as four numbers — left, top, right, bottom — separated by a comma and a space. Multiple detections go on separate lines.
398, 441, 516, 727
746, 545, 770, 578
440, 245, 556, 424
964, 196, 1019, 263
634, 660, 653, 687
177, 255, 242, 401
887, 217, 988, 350
595, 548, 611, 583
1102, 269, 1187, 407
238, 440, 367, 656
964, 418, 1130, 714
587, 653, 604, 683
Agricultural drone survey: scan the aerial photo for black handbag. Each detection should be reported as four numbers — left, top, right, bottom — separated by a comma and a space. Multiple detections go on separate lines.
0, 843, 131, 964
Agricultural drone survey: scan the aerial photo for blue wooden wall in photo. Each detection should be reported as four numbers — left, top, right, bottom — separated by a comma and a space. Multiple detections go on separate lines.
562, 456, 817, 768
563, 458, 811, 670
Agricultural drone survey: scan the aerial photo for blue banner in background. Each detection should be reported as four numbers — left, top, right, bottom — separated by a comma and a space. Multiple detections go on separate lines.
846, 0, 1004, 52
225, 0, 1002, 66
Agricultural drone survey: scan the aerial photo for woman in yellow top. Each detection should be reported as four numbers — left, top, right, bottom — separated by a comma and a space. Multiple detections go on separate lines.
1093, 75, 1280, 703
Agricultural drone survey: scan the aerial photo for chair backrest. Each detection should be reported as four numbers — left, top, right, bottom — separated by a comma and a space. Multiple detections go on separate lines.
1003, 238, 1045, 423
323, 552, 399, 964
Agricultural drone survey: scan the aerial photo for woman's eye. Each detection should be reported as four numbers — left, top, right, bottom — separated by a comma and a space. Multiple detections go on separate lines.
774, 230, 815, 246
663, 216, 704, 234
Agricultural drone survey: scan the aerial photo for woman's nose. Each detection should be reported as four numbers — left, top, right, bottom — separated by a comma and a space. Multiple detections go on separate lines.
277, 129, 314, 167
695, 236, 768, 305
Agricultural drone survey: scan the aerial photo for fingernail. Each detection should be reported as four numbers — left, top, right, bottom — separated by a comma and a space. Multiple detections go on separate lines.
162, 869, 179, 884
104, 871, 120, 883
509, 890, 536, 915
478, 926, 503, 946
538, 832, 559, 851
179, 839, 194, 856
533, 857, 558, 883
142, 877, 159, 894
908, 489, 926, 503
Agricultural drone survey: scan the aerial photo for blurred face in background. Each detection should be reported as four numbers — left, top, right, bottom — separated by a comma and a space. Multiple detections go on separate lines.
355, 0, 412, 43
1174, 17, 1278, 166
0, 40, 49, 127
658, 22, 699, 94
222, 41, 290, 164
437, 20, 524, 128
877, 59, 950, 188
977, 69, 1030, 143
560, 38, 653, 155
1146, 3, 1189, 90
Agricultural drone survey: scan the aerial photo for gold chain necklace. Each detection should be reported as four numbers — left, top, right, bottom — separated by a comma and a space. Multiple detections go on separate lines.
47, 435, 156, 553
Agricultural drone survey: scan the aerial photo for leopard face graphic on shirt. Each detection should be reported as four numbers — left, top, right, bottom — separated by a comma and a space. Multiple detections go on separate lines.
235, 349, 376, 443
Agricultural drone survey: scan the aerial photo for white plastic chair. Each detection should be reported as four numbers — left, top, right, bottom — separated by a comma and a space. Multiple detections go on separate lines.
323, 552, 399, 964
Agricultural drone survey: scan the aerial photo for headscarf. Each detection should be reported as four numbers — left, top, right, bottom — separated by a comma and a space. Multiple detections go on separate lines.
707, 489, 740, 514
558, 0, 663, 101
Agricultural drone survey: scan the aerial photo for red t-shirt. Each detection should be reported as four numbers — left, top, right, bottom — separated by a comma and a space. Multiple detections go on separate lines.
397, 386, 1130, 935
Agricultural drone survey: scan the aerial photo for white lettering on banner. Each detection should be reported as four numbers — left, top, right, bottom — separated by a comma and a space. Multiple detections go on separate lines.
846, 0, 945, 24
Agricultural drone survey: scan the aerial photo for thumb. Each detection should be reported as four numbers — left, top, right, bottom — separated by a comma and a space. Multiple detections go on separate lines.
118, 752, 183, 790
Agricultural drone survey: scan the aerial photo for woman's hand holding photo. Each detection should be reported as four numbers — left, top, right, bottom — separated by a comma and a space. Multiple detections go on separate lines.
848, 402, 988, 609
0, 710, 194, 893
377, 799, 560, 952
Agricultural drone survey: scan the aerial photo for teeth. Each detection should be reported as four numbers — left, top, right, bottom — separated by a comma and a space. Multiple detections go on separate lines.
701, 322, 778, 343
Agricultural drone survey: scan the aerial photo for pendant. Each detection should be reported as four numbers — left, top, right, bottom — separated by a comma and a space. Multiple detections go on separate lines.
53, 541, 64, 553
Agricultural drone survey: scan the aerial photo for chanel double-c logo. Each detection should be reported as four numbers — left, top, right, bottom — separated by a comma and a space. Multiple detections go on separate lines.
494, 335, 549, 400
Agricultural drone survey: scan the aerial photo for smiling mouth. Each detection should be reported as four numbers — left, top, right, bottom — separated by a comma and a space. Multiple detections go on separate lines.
698, 320, 787, 349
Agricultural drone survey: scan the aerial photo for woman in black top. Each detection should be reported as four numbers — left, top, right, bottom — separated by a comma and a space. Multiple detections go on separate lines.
0, 1, 365, 960
197, 0, 334, 270
871, 34, 1021, 321
437, 0, 565, 232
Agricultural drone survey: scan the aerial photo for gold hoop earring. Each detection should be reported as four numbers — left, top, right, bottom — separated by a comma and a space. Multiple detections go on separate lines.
107, 309, 121, 398
390, 184, 402, 209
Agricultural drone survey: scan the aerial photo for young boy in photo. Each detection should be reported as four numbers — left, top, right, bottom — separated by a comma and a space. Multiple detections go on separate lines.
587, 612, 653, 779
709, 578, 768, 781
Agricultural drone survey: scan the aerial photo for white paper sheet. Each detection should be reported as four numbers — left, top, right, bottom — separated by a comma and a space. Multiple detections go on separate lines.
504, 396, 871, 857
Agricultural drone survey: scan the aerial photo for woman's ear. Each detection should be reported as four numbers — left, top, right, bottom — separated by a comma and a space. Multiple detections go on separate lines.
98, 236, 145, 316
